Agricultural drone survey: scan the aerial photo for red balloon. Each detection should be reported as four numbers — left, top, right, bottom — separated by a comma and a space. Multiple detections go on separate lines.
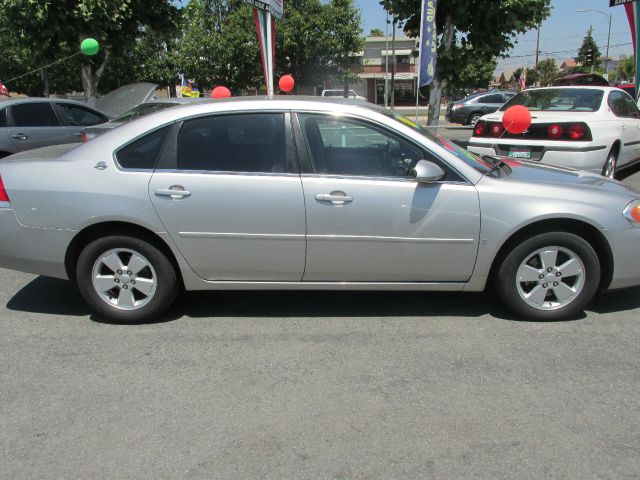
211, 86, 231, 99
502, 105, 531, 134
279, 75, 295, 93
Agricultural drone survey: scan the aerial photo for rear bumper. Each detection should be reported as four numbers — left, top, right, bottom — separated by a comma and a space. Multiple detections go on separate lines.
445, 109, 468, 124
467, 140, 608, 174
0, 208, 72, 279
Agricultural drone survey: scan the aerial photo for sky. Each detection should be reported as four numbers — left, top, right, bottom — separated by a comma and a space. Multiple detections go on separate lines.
354, 0, 635, 75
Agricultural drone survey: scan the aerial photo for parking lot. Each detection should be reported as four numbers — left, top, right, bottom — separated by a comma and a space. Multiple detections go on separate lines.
2, 125, 640, 479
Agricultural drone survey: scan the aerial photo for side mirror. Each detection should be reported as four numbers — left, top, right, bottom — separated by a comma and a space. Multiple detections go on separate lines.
410, 160, 445, 183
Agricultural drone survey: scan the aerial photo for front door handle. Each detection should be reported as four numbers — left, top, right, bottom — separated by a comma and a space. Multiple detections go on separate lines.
315, 192, 353, 204
154, 187, 191, 199
11, 133, 27, 140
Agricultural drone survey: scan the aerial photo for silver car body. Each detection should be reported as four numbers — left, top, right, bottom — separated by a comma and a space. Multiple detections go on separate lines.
1, 97, 640, 298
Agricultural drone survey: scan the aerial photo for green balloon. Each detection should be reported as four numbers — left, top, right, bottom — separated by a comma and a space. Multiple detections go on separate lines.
81, 38, 99, 56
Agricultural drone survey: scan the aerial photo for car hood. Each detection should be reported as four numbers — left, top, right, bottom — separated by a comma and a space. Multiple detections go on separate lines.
487, 158, 640, 199
95, 82, 158, 118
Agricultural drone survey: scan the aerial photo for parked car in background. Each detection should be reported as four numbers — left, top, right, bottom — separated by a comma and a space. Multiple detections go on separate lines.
468, 86, 640, 178
617, 83, 636, 100
445, 91, 515, 126
320, 89, 366, 100
0, 98, 108, 158
1, 97, 640, 323
83, 97, 208, 142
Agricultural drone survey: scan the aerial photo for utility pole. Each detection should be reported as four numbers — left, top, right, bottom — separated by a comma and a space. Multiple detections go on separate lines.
534, 23, 540, 72
390, 15, 397, 109
384, 10, 389, 107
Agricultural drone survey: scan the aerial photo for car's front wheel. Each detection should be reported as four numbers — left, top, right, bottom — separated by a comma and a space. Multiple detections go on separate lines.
76, 235, 178, 323
495, 232, 600, 321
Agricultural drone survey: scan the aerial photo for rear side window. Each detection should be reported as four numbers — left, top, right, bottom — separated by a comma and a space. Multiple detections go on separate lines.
116, 126, 170, 170
177, 113, 288, 173
0, 108, 6, 128
10, 103, 60, 127
56, 104, 107, 126
479, 94, 503, 104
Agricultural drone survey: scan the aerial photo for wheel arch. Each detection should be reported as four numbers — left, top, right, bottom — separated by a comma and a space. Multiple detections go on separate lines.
65, 221, 184, 288
487, 218, 614, 291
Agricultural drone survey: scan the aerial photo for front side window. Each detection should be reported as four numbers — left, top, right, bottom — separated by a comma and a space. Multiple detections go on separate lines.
177, 113, 288, 173
56, 104, 107, 126
116, 126, 170, 170
298, 113, 424, 177
10, 103, 59, 127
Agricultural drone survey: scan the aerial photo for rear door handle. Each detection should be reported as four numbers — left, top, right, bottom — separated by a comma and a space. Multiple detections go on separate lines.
11, 134, 27, 140
315, 193, 353, 204
154, 187, 191, 199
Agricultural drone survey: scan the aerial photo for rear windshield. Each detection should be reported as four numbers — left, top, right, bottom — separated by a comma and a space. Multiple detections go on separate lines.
112, 102, 179, 123
500, 88, 604, 112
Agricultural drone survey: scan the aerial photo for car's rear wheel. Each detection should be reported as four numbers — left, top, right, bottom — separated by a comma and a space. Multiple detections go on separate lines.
468, 113, 481, 126
495, 232, 600, 321
601, 146, 618, 179
76, 235, 178, 323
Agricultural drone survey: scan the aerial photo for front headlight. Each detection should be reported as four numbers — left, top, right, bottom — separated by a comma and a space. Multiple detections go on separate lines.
623, 199, 640, 227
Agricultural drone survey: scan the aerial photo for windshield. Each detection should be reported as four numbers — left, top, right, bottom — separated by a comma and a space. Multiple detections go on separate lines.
384, 112, 498, 175
500, 88, 603, 112
112, 102, 179, 123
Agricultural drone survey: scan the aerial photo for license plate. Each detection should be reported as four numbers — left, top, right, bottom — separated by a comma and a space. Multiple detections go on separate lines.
508, 148, 531, 159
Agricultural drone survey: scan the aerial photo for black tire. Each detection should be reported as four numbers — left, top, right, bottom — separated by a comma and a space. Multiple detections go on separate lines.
495, 232, 600, 321
76, 235, 178, 323
601, 145, 618, 179
468, 113, 481, 126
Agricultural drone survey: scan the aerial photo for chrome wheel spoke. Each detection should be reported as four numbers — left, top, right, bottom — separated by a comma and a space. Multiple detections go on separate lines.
117, 287, 136, 308
94, 274, 116, 293
127, 255, 148, 276
552, 282, 576, 303
101, 252, 125, 273
539, 249, 558, 270
558, 258, 581, 277
133, 278, 154, 296
518, 265, 542, 282
525, 285, 547, 306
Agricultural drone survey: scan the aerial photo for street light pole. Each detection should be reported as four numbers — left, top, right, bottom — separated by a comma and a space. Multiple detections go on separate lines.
576, 9, 612, 74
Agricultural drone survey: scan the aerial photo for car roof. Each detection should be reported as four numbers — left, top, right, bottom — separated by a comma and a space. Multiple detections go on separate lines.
519, 86, 616, 92
0, 97, 97, 108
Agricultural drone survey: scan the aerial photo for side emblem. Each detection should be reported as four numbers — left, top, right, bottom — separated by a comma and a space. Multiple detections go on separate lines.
94, 161, 108, 171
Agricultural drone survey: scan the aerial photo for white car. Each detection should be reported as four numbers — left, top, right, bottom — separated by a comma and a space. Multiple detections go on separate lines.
467, 86, 640, 178
320, 89, 366, 101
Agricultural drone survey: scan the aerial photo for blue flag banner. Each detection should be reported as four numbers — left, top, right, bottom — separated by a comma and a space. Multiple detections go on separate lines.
419, 0, 438, 87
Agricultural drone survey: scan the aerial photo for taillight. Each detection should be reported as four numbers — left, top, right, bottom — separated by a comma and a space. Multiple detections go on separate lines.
547, 124, 564, 139
473, 121, 487, 136
452, 103, 463, 110
0, 174, 10, 203
490, 123, 504, 137
568, 124, 586, 140
81, 132, 88, 143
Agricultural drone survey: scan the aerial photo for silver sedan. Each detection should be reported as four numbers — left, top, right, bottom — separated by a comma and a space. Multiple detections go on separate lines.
1, 97, 640, 323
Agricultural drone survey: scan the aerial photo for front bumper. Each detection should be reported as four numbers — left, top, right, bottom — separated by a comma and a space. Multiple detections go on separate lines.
467, 139, 608, 174
0, 208, 73, 279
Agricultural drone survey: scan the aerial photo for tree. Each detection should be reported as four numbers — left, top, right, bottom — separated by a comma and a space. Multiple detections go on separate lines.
575, 27, 601, 70
535, 58, 558, 86
370, 28, 385, 37
618, 54, 635, 82
2, 0, 179, 101
380, 0, 551, 124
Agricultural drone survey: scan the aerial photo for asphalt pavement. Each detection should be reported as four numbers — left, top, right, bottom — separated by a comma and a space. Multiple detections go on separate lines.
2, 126, 640, 479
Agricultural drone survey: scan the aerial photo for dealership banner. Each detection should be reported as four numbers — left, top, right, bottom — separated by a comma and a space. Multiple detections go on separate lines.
418, 0, 438, 87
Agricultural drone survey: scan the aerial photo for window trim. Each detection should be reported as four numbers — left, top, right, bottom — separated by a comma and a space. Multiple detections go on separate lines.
158, 110, 299, 176
291, 111, 469, 184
